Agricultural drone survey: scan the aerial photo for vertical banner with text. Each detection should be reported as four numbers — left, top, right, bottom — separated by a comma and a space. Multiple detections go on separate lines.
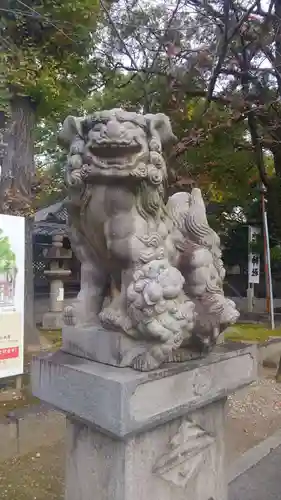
248, 225, 261, 285
0, 214, 25, 379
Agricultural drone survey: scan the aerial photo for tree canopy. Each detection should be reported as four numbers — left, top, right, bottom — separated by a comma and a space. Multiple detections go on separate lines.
2, 0, 281, 266
0, 0, 102, 118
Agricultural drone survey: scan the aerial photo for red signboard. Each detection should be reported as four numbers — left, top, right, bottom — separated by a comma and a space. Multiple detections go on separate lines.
0, 347, 19, 360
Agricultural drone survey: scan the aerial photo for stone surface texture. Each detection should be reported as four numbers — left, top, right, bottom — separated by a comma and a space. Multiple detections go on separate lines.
59, 108, 239, 371
65, 401, 226, 500
32, 108, 258, 500
32, 344, 257, 500
32, 343, 257, 438
61, 325, 206, 367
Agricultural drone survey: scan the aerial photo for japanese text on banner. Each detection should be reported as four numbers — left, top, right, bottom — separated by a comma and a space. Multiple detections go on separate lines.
248, 226, 261, 284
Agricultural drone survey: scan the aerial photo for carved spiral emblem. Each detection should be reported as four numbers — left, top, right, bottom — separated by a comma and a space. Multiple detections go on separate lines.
149, 167, 163, 185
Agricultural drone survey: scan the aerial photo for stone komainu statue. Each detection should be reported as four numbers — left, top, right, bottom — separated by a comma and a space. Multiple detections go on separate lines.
59, 108, 239, 371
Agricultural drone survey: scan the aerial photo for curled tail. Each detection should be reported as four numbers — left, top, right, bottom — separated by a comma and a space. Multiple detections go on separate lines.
166, 188, 239, 348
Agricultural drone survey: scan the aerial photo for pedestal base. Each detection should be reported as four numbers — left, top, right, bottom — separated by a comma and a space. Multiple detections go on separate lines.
61, 324, 149, 366
61, 325, 203, 367
32, 344, 257, 500
66, 400, 226, 500
42, 311, 63, 330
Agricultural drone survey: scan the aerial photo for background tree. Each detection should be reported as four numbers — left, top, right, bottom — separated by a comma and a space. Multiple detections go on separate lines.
4, 0, 281, 315
0, 0, 103, 345
0, 0, 103, 210
90, 0, 281, 265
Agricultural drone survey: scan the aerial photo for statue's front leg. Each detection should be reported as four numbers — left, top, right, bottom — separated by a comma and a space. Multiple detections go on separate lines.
78, 260, 108, 326
65, 259, 108, 327
64, 222, 108, 327
99, 269, 134, 334
99, 213, 136, 333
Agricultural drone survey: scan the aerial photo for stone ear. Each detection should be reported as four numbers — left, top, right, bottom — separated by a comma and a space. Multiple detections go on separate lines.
58, 116, 84, 149
145, 113, 177, 147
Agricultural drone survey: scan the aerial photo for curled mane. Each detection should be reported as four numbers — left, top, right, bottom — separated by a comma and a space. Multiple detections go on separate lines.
135, 180, 166, 221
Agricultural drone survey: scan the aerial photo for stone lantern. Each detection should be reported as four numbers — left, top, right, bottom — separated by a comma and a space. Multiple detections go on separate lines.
42, 234, 72, 330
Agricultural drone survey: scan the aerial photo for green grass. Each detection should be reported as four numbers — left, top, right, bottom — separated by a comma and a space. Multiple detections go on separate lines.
39, 329, 62, 349
224, 323, 281, 343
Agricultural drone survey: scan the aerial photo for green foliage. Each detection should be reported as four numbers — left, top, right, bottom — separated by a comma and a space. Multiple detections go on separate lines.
169, 101, 256, 206
270, 245, 281, 263
86, 74, 256, 207
221, 180, 281, 270
32, 118, 66, 208
8, 0, 276, 232
0, 229, 16, 272
222, 223, 248, 269
0, 66, 10, 114
1, 0, 101, 117
266, 176, 281, 242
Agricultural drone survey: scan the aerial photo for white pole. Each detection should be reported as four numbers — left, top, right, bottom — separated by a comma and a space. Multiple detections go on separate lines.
261, 185, 275, 330
247, 284, 254, 313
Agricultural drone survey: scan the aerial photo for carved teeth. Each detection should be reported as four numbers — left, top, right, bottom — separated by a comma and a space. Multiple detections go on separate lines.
90, 144, 141, 158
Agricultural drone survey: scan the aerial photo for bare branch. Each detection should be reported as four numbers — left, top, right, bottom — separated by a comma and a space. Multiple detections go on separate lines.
262, 47, 281, 97
231, 0, 268, 186
150, 0, 182, 71
205, 0, 258, 108
187, 0, 224, 25
99, 0, 151, 110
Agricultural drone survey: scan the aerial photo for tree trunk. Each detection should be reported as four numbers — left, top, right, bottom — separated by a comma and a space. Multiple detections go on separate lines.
0, 94, 39, 348
273, 147, 281, 178
0, 111, 8, 174
275, 0, 281, 97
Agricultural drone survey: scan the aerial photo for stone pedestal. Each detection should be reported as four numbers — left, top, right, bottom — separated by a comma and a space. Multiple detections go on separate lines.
32, 344, 257, 500
61, 325, 210, 366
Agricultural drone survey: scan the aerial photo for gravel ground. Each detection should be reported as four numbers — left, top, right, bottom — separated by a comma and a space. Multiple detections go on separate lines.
226, 368, 281, 461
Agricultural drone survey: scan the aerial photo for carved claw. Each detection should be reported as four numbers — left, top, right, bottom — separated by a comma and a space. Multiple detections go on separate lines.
131, 351, 163, 371
166, 348, 203, 363
63, 306, 76, 326
99, 307, 133, 334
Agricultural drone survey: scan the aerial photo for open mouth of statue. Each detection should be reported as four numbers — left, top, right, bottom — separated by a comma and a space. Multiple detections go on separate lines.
90, 143, 141, 158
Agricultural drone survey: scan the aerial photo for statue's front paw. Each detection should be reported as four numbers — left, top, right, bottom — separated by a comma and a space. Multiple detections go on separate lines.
63, 306, 76, 326
99, 308, 133, 333
131, 351, 162, 371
